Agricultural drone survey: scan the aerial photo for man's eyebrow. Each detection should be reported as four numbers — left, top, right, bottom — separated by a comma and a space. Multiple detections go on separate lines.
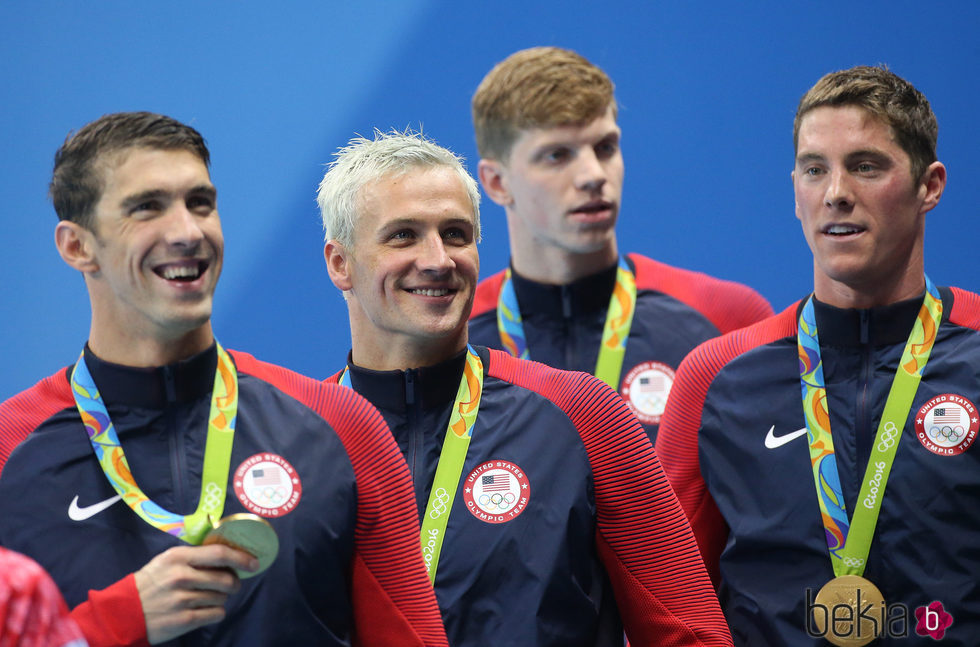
844, 148, 891, 162
188, 184, 218, 200
795, 152, 825, 165
120, 189, 169, 210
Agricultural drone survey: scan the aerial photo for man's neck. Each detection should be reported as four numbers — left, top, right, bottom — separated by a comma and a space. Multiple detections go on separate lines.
350, 334, 468, 372
813, 266, 926, 310
510, 242, 619, 285
87, 323, 216, 367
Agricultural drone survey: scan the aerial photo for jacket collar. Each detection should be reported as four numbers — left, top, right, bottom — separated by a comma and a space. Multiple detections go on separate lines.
509, 260, 619, 317
344, 349, 466, 412
810, 292, 929, 347
81, 343, 218, 408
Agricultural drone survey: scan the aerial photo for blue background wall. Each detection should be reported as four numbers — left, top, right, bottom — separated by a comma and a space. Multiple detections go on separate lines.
2, 2, 978, 400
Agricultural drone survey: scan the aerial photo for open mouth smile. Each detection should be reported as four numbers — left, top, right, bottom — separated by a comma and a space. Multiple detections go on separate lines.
407, 288, 454, 297
153, 260, 209, 282
822, 224, 866, 237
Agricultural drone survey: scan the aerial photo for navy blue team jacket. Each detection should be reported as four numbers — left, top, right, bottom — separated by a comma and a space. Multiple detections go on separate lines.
330, 345, 734, 647
0, 345, 447, 647
657, 286, 980, 646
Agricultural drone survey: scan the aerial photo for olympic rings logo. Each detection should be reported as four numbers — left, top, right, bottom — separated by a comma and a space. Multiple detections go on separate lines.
876, 422, 900, 452
429, 488, 450, 519
256, 486, 287, 505
202, 483, 224, 510
929, 425, 964, 442
841, 557, 865, 567
477, 491, 516, 511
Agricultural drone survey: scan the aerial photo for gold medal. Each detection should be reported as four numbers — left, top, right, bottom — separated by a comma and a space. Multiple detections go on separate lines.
203, 513, 279, 579
813, 575, 886, 646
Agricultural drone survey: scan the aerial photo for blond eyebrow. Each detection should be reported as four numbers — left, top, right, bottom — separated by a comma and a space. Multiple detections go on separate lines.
795, 152, 825, 166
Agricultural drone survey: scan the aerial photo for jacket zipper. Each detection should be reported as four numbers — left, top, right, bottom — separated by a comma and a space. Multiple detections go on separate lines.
164, 366, 185, 512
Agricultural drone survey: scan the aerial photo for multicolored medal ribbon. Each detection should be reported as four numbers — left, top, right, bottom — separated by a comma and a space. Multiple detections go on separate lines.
70, 343, 239, 545
497, 257, 637, 390
339, 346, 484, 584
799, 277, 942, 577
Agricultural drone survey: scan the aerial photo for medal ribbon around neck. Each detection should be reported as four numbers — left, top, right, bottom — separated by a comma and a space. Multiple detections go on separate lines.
70, 343, 238, 545
497, 257, 637, 390
798, 277, 942, 577
339, 345, 484, 584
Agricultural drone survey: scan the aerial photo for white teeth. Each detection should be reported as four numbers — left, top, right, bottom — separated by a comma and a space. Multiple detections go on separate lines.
161, 265, 200, 280
827, 225, 861, 235
410, 288, 450, 297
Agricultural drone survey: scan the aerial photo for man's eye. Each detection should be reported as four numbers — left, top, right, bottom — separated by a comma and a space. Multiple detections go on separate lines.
132, 201, 161, 215
543, 148, 570, 163
804, 167, 823, 176
444, 228, 468, 242
187, 196, 215, 212
856, 163, 876, 173
595, 140, 618, 159
390, 230, 414, 240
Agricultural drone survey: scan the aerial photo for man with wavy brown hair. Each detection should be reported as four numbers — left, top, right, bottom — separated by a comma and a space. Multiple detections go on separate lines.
469, 47, 772, 443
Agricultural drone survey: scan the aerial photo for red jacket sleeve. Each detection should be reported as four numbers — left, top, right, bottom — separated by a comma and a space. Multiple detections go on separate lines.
629, 253, 773, 334
232, 352, 448, 647
0, 370, 73, 474
488, 350, 732, 646
654, 346, 730, 586
70, 575, 148, 647
656, 305, 799, 586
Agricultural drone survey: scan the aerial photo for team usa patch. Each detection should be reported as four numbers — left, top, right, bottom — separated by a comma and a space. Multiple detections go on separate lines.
914, 394, 979, 456
620, 361, 675, 425
462, 460, 530, 524
233, 453, 303, 517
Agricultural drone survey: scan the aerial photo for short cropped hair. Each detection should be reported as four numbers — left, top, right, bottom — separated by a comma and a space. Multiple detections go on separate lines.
472, 46, 616, 162
794, 65, 938, 181
317, 129, 481, 247
50, 111, 210, 229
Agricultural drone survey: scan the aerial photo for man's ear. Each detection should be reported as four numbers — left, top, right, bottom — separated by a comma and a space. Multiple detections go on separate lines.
919, 161, 947, 214
477, 158, 513, 207
324, 239, 353, 291
790, 169, 802, 222
54, 221, 99, 273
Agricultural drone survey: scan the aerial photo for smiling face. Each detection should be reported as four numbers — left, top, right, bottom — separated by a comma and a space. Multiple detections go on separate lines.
793, 105, 945, 308
57, 147, 223, 364
325, 165, 479, 370
479, 105, 623, 282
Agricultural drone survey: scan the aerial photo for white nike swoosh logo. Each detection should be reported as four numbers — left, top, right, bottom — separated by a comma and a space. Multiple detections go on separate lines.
68, 494, 122, 521
764, 425, 809, 449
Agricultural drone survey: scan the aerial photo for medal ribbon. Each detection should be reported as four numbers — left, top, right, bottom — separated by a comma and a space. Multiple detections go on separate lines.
339, 345, 484, 583
798, 277, 942, 576
70, 343, 238, 544
497, 257, 637, 390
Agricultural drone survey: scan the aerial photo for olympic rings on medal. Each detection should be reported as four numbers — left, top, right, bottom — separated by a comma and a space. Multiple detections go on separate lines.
429, 487, 451, 519
842, 557, 865, 567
